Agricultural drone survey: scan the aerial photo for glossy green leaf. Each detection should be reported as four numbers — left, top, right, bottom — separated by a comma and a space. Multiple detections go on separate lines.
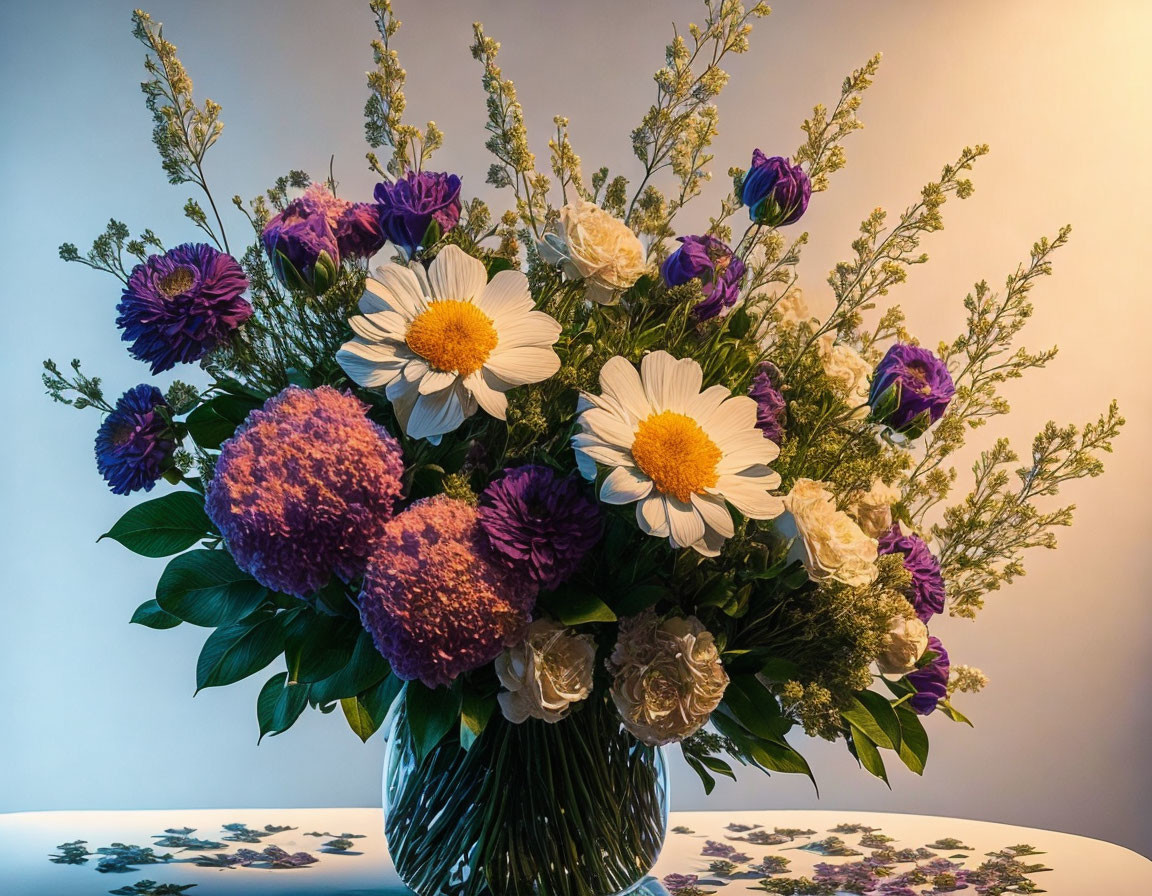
282, 609, 357, 684
895, 706, 929, 775
100, 491, 213, 558
460, 690, 497, 751
195, 615, 283, 692
843, 690, 901, 752
341, 674, 402, 743
257, 672, 309, 742
130, 598, 182, 630
540, 586, 617, 625
310, 630, 392, 704
850, 723, 889, 784
721, 675, 792, 742
185, 394, 262, 450
405, 680, 462, 762
156, 550, 267, 627
938, 699, 974, 727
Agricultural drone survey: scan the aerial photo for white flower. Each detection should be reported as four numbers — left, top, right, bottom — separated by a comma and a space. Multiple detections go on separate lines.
847, 478, 902, 539
573, 351, 784, 556
876, 615, 929, 675
780, 478, 878, 588
538, 198, 647, 303
817, 333, 872, 412
336, 245, 562, 441
775, 288, 813, 327
496, 619, 596, 724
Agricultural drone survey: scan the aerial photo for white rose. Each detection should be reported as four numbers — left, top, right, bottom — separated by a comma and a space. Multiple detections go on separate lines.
780, 478, 878, 588
876, 615, 929, 675
818, 333, 872, 412
847, 479, 902, 539
537, 198, 646, 303
496, 619, 596, 724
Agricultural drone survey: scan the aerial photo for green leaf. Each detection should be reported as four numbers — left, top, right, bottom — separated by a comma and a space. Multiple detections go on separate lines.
938, 699, 973, 727
682, 753, 717, 795
460, 690, 497, 751
341, 675, 402, 743
100, 491, 213, 558
195, 615, 284, 692
130, 598, 181, 630
850, 724, 889, 784
310, 629, 392, 704
257, 672, 309, 742
699, 755, 737, 781
485, 256, 515, 279
156, 550, 267, 627
539, 586, 617, 625
843, 691, 902, 752
282, 609, 357, 684
185, 394, 261, 450
405, 680, 462, 762
721, 675, 792, 742
895, 706, 929, 775
710, 710, 816, 790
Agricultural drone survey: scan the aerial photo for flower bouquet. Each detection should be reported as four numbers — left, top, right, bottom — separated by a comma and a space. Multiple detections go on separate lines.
47, 3, 1123, 895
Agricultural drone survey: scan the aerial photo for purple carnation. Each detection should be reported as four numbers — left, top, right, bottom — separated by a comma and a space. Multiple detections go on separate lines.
878, 523, 946, 622
741, 150, 811, 226
205, 386, 404, 598
359, 496, 535, 688
478, 465, 602, 591
94, 385, 177, 495
868, 343, 955, 437
749, 363, 786, 444
660, 234, 746, 320
374, 171, 462, 257
907, 636, 950, 715
117, 243, 251, 374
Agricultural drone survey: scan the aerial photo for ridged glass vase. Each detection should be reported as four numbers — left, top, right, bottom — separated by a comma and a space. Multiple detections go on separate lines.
382, 691, 669, 896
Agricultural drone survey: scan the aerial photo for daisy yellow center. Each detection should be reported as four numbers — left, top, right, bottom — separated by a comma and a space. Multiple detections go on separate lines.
405, 300, 498, 377
631, 411, 722, 503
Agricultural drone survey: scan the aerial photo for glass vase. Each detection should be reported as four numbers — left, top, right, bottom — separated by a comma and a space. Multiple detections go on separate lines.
382, 691, 669, 896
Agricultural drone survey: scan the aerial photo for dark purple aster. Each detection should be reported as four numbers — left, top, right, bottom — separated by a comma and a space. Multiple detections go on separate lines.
749, 362, 786, 444
878, 523, 946, 622
94, 385, 177, 495
660, 234, 746, 320
741, 150, 811, 226
374, 170, 462, 257
478, 465, 603, 591
907, 636, 950, 715
117, 243, 251, 374
868, 343, 955, 437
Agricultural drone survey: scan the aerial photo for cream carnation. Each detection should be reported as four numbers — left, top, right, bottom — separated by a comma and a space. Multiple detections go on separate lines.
876, 614, 929, 675
847, 479, 902, 539
775, 288, 813, 327
818, 333, 872, 412
496, 619, 596, 724
609, 610, 729, 746
781, 478, 878, 588
538, 198, 646, 303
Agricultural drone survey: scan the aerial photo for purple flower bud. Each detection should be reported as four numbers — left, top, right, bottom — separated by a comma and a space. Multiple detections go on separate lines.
660, 234, 746, 320
868, 343, 955, 437
374, 171, 462, 257
878, 523, 946, 622
907, 636, 950, 715
749, 363, 786, 444
741, 150, 811, 226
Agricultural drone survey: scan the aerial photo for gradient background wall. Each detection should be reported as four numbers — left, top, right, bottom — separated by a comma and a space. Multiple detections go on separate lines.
2, 0, 1150, 856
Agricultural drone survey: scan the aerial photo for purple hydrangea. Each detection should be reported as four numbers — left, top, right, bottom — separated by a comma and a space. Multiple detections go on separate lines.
878, 523, 946, 622
478, 465, 602, 591
117, 243, 251, 374
205, 386, 404, 598
749, 363, 786, 444
907, 636, 950, 715
374, 170, 462, 257
660, 234, 746, 320
868, 343, 955, 437
94, 384, 177, 495
741, 150, 811, 226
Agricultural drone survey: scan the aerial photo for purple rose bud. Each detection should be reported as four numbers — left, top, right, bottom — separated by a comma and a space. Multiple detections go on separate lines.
661, 235, 746, 320
741, 150, 811, 226
907, 636, 950, 715
374, 171, 462, 258
749, 363, 786, 444
263, 196, 341, 294
878, 523, 946, 623
868, 343, 955, 437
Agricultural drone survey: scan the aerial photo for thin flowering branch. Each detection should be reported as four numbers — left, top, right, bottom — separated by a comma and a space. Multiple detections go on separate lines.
58, 219, 165, 284
548, 116, 588, 205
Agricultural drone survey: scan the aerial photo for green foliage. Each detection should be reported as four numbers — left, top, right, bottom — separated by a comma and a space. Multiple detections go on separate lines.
405, 680, 463, 761
43, 358, 114, 411
195, 612, 284, 691
257, 671, 309, 741
130, 599, 182, 630
57, 219, 163, 284
155, 549, 268, 627
100, 491, 214, 558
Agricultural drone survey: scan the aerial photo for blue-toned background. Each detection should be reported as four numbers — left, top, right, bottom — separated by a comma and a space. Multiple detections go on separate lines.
3, 0, 1150, 855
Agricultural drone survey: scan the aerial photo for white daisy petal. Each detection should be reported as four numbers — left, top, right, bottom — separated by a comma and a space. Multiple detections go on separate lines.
574, 448, 598, 481
491, 312, 562, 350
685, 384, 730, 426
429, 244, 487, 302
418, 369, 458, 395
641, 351, 702, 413
691, 492, 735, 539
465, 371, 509, 419
636, 494, 670, 537
483, 346, 561, 386
577, 407, 638, 449
476, 269, 535, 319
713, 473, 785, 519
706, 395, 759, 441
666, 498, 706, 548
688, 526, 727, 557
350, 309, 408, 342
363, 264, 426, 316
569, 439, 635, 469
600, 466, 653, 505
599, 355, 651, 422
406, 388, 467, 441
716, 430, 780, 473
336, 343, 403, 388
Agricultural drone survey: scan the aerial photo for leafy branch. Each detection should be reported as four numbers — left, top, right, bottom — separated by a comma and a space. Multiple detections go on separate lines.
42, 359, 115, 412
58, 219, 164, 283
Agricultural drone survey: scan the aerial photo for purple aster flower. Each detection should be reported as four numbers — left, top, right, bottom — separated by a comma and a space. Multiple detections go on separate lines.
205, 386, 404, 598
878, 523, 946, 622
359, 496, 536, 688
907, 636, 950, 715
117, 243, 251, 374
868, 343, 955, 437
94, 384, 178, 495
374, 170, 462, 257
749, 362, 786, 444
478, 465, 602, 591
741, 150, 811, 226
660, 234, 746, 320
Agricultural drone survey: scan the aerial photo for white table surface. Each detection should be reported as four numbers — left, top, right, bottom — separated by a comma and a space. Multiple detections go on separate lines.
2, 807, 1149, 894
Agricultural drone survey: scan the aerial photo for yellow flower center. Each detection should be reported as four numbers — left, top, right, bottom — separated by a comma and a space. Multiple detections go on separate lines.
405, 300, 498, 377
158, 266, 195, 297
631, 411, 722, 503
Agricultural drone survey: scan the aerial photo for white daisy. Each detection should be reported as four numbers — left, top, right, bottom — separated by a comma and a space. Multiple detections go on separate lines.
573, 351, 784, 556
336, 244, 562, 441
